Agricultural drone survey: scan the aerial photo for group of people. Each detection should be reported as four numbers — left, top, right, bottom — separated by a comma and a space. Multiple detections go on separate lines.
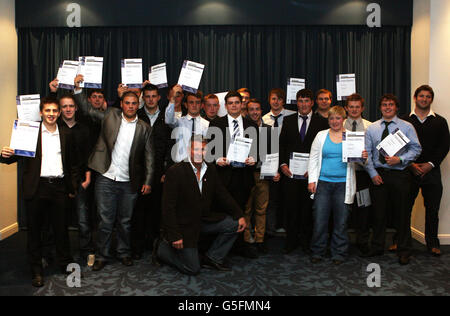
1, 73, 448, 287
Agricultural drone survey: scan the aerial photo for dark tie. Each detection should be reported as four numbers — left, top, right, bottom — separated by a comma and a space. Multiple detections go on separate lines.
352, 120, 357, 132
191, 118, 195, 135
379, 121, 392, 164
272, 114, 282, 128
232, 119, 240, 141
299, 115, 308, 142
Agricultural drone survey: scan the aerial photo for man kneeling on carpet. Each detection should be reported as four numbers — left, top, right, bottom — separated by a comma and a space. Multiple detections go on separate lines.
152, 135, 246, 275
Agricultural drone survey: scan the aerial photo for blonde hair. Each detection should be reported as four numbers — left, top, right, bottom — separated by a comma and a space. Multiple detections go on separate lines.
328, 106, 347, 119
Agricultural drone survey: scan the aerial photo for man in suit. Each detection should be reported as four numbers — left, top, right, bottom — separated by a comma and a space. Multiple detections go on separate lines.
131, 83, 172, 259
406, 85, 449, 256
279, 89, 329, 254
154, 136, 246, 275
207, 90, 259, 258
73, 75, 155, 271
363, 94, 421, 265
1, 97, 79, 287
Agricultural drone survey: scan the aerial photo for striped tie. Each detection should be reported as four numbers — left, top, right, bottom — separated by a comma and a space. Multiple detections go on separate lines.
232, 119, 240, 141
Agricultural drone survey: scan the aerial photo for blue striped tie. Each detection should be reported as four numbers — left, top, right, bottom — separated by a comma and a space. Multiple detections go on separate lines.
232, 119, 240, 141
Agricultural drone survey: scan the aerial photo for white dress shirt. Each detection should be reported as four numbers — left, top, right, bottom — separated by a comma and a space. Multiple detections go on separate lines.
227, 114, 244, 139
40, 124, 64, 178
297, 111, 313, 134
103, 114, 138, 182
410, 108, 436, 124
262, 108, 296, 128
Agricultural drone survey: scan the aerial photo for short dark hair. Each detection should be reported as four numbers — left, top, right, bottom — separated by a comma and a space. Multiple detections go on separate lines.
58, 94, 76, 106
122, 91, 139, 101
414, 85, 434, 101
190, 134, 207, 146
269, 88, 286, 103
142, 83, 159, 95
40, 96, 60, 112
87, 88, 105, 98
316, 89, 333, 100
379, 94, 399, 108
224, 91, 242, 103
345, 93, 365, 108
247, 98, 261, 108
296, 88, 314, 101
185, 90, 203, 102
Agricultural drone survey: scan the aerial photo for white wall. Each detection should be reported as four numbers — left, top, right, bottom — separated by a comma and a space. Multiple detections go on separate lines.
411, 0, 450, 245
0, 0, 18, 240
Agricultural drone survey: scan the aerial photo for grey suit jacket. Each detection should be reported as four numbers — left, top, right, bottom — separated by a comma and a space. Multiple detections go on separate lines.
74, 91, 155, 191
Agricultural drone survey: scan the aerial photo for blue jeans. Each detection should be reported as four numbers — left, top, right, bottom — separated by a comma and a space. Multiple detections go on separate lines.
311, 181, 349, 261
157, 216, 238, 275
95, 175, 138, 261
75, 183, 95, 257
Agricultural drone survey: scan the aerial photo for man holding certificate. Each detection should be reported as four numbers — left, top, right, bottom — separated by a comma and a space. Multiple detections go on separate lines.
363, 94, 421, 265
279, 89, 329, 254
207, 91, 259, 258
1, 97, 79, 287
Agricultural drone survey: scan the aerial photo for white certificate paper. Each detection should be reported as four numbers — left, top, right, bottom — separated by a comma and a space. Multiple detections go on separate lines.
336, 73, 356, 101
227, 136, 253, 164
16, 94, 41, 122
79, 56, 103, 88
356, 188, 372, 207
178, 60, 205, 93
289, 152, 310, 179
9, 120, 40, 157
56, 60, 80, 90
149, 62, 168, 88
260, 153, 279, 179
286, 78, 306, 104
376, 129, 411, 158
342, 131, 365, 162
121, 58, 143, 88
215, 92, 228, 117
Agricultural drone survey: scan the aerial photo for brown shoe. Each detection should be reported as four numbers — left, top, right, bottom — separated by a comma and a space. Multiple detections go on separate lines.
430, 248, 442, 257
388, 244, 397, 252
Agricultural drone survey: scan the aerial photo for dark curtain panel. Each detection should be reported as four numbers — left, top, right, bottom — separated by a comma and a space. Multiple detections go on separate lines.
16, 25, 411, 227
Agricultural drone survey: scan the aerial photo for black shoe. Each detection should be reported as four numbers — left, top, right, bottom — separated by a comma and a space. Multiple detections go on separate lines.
235, 243, 258, 259
132, 252, 143, 261
283, 244, 297, 255
359, 250, 384, 258
255, 242, 268, 254
357, 244, 371, 256
201, 255, 232, 272
92, 260, 106, 271
151, 238, 162, 267
302, 246, 312, 255
32, 274, 44, 288
310, 257, 322, 264
398, 255, 410, 265
121, 257, 133, 267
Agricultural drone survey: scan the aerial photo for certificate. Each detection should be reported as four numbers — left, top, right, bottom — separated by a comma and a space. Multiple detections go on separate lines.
121, 58, 143, 88
226, 136, 253, 166
376, 128, 411, 158
149, 62, 168, 88
289, 152, 309, 179
77, 56, 93, 88
336, 73, 356, 101
342, 131, 365, 162
9, 120, 40, 157
356, 188, 372, 207
260, 153, 279, 179
56, 60, 80, 90
214, 92, 228, 117
16, 94, 41, 122
286, 78, 306, 104
177, 60, 205, 93
80, 56, 103, 88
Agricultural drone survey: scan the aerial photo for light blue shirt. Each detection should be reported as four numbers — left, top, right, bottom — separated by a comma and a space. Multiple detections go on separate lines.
144, 107, 160, 127
165, 102, 209, 162
364, 116, 422, 178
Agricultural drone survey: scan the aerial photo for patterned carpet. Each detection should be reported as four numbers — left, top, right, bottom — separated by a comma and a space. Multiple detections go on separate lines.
1, 231, 449, 296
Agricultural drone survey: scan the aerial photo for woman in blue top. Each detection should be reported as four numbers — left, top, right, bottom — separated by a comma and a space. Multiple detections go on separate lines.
308, 106, 368, 265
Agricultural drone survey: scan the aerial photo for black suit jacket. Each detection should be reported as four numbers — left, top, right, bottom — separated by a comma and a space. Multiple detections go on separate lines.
0, 123, 79, 200
279, 112, 329, 166
161, 162, 243, 248
207, 115, 259, 189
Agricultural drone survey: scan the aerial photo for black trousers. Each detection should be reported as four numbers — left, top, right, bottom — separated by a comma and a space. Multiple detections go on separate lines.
409, 168, 443, 249
370, 168, 413, 256
25, 178, 72, 275
283, 177, 313, 250
131, 183, 162, 254
352, 170, 372, 248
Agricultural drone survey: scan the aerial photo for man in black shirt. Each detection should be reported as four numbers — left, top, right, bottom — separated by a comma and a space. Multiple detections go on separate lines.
406, 85, 449, 256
